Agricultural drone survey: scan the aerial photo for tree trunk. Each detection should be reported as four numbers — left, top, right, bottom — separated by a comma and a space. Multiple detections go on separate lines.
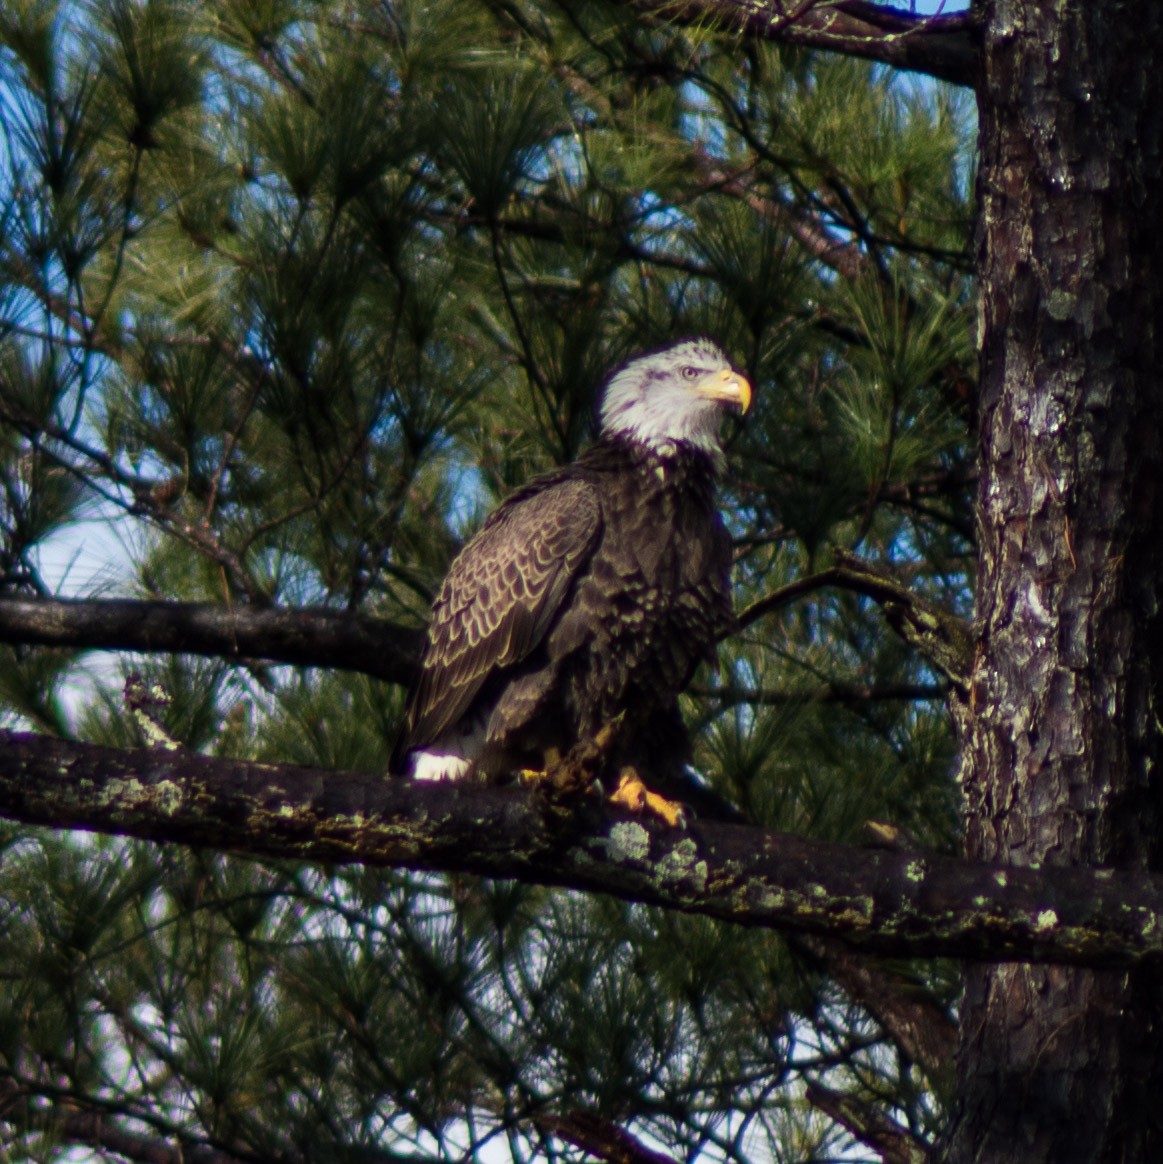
948, 1, 1163, 1160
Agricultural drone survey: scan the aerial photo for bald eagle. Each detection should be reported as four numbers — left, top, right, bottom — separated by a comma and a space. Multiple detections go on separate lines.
390, 339, 751, 823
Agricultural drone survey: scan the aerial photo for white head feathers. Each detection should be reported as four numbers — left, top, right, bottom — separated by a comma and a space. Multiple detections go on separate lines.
598, 339, 751, 459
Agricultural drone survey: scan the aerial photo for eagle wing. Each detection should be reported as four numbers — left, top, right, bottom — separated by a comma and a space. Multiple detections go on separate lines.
402, 476, 602, 748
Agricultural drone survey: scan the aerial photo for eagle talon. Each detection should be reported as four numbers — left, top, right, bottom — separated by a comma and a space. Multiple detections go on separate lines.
610, 770, 688, 829
545, 749, 602, 800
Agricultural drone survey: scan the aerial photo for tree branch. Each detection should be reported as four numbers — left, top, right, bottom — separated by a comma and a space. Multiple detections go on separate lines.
793, 934, 955, 1086
690, 680, 948, 706
2, 730, 1162, 969
0, 1078, 244, 1164
536, 1111, 679, 1164
0, 1077, 435, 1164
628, 0, 980, 87
738, 553, 974, 688
0, 596, 424, 685
0, 547, 970, 692
805, 1082, 930, 1164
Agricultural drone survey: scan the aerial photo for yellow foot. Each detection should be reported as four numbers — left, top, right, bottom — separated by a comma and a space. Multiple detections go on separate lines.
609, 769, 687, 829
517, 747, 563, 786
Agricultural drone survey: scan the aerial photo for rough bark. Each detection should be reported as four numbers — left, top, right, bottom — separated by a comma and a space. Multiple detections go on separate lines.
947, 2, 1163, 1160
3, 729, 1163, 968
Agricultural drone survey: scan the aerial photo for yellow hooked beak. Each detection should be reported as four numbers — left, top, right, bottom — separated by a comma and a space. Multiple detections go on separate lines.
694, 368, 752, 414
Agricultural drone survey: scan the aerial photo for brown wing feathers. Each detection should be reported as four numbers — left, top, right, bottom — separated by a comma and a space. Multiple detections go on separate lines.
402, 478, 601, 747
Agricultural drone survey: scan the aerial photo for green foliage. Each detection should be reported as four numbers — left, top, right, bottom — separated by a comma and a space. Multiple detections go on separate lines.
0, 848, 915, 1161
0, 0, 975, 1159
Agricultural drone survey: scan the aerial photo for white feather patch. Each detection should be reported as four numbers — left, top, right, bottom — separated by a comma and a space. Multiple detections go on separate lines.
411, 750, 474, 782
406, 715, 487, 781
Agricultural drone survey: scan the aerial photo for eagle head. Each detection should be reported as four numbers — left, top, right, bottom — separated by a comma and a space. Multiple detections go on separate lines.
599, 339, 752, 457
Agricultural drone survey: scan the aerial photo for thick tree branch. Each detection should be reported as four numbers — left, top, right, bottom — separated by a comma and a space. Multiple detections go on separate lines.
690, 680, 948, 706
2, 730, 1162, 969
805, 1082, 930, 1164
536, 1112, 679, 1164
793, 934, 956, 1087
629, 0, 979, 87
0, 596, 424, 685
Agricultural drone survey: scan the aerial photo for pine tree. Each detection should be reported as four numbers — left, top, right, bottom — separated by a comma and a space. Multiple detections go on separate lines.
0, 1, 1159, 1161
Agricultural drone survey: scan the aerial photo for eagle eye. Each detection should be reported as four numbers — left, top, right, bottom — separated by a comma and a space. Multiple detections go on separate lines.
680, 365, 700, 381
